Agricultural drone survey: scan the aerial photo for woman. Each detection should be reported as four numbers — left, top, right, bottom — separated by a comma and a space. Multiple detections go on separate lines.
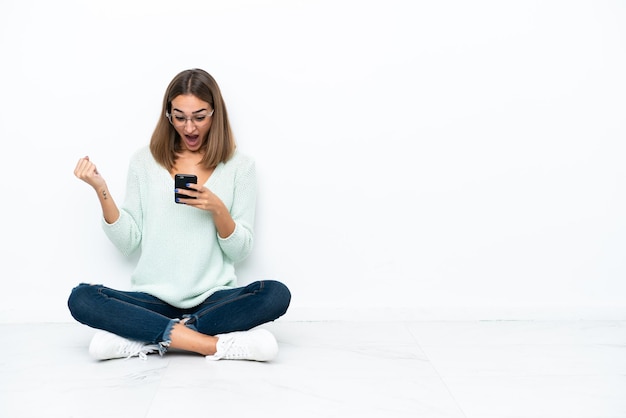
68, 69, 291, 362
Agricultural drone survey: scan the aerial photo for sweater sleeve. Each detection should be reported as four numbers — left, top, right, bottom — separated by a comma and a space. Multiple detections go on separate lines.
218, 156, 257, 263
101, 156, 143, 256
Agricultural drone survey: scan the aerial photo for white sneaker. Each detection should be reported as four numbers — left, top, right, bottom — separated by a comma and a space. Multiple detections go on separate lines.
206, 329, 278, 362
89, 330, 160, 360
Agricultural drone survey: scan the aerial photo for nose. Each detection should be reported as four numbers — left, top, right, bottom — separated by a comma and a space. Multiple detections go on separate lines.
183, 119, 196, 133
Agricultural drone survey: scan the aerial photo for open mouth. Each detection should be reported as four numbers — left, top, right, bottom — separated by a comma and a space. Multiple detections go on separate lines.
184, 135, 200, 148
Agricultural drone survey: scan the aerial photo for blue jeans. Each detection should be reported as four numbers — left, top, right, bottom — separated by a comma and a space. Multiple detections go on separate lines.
67, 280, 291, 346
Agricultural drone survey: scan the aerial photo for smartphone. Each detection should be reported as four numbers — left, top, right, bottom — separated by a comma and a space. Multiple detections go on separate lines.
175, 174, 198, 203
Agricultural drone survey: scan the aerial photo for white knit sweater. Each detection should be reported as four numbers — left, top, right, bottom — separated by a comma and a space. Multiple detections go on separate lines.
102, 146, 256, 308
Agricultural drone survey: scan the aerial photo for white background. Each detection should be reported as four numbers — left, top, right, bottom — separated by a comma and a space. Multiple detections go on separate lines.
1, 0, 625, 322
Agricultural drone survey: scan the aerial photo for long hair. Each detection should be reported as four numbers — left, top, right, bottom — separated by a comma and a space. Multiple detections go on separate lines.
150, 69, 236, 170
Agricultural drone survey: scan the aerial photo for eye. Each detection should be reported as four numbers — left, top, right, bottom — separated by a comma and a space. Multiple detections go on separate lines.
194, 116, 207, 122
174, 115, 186, 122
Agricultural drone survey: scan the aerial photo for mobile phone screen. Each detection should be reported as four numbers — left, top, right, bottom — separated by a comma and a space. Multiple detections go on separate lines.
175, 174, 198, 203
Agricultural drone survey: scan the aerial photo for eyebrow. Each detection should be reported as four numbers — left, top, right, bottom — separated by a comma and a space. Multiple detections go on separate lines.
172, 108, 210, 114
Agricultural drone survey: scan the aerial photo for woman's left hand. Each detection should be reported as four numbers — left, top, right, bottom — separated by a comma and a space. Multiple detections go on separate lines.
176, 185, 223, 213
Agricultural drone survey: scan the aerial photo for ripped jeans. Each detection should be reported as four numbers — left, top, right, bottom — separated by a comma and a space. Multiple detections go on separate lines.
67, 280, 291, 346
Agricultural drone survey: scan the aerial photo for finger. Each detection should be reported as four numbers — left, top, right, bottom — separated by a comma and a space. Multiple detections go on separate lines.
176, 196, 199, 205
184, 183, 201, 193
180, 195, 205, 206
191, 186, 207, 198
75, 159, 93, 176
75, 159, 98, 180
76, 157, 93, 169
74, 157, 87, 173
74, 159, 89, 177
175, 191, 194, 200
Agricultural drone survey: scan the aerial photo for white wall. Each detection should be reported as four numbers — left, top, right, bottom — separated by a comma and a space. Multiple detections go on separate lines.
1, 0, 625, 322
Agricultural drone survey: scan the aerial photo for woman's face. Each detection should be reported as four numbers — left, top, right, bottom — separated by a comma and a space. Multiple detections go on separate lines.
169, 94, 213, 153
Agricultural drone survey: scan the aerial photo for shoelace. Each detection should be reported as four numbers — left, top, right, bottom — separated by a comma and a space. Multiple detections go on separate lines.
119, 341, 159, 360
220, 338, 251, 360
208, 336, 249, 360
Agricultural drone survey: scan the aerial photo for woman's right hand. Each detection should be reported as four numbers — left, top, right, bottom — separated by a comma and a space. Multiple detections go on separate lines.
74, 156, 106, 191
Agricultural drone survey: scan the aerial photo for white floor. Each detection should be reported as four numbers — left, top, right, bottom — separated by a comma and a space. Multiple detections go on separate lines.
1, 320, 625, 418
